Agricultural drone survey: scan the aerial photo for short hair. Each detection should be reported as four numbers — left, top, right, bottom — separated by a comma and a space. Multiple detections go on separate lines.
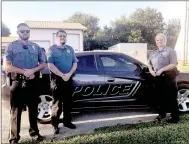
56, 29, 67, 37
17, 23, 29, 29
155, 33, 167, 46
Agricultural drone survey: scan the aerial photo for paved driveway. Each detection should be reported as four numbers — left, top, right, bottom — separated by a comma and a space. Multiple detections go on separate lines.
2, 103, 157, 143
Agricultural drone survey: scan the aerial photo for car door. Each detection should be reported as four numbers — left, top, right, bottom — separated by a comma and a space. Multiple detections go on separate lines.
72, 54, 108, 107
96, 53, 149, 104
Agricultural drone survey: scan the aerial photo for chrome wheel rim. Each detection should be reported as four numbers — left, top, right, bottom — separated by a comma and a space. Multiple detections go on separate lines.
177, 89, 189, 112
37, 95, 53, 120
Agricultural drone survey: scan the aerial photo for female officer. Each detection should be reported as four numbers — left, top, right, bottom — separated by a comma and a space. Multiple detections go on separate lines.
148, 33, 180, 123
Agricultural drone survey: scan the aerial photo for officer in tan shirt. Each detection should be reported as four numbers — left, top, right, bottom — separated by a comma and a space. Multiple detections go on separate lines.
148, 33, 179, 123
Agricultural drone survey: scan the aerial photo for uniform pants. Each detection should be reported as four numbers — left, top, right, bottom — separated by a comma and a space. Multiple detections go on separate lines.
51, 76, 73, 128
154, 75, 179, 120
9, 79, 39, 143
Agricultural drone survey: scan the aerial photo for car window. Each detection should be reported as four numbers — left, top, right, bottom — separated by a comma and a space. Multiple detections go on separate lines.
99, 55, 137, 72
77, 55, 97, 71
101, 57, 116, 67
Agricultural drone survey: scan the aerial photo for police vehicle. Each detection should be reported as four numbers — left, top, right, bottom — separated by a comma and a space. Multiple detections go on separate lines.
2, 51, 189, 123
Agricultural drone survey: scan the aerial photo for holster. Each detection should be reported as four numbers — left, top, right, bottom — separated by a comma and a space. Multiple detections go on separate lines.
162, 68, 180, 78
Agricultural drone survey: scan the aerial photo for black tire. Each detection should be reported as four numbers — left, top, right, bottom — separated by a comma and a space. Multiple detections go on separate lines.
37, 118, 51, 124
177, 83, 189, 113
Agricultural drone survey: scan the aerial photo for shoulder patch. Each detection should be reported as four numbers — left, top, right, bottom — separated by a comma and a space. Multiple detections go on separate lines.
49, 45, 56, 50
65, 44, 72, 49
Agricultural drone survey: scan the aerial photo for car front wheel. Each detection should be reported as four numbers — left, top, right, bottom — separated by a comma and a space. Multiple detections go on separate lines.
177, 83, 189, 113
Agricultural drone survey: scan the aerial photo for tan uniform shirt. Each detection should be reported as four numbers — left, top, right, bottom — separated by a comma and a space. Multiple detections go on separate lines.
148, 47, 177, 71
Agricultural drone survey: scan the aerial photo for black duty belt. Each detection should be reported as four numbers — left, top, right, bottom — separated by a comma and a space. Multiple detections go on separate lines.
11, 72, 39, 88
10, 72, 40, 81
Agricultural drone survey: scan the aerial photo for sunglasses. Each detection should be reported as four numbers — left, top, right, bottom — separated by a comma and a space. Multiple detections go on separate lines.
58, 35, 67, 38
20, 30, 30, 34
22, 45, 28, 49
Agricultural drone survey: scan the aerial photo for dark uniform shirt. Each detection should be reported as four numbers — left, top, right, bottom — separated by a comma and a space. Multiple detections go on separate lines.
47, 44, 78, 73
4, 40, 45, 69
148, 47, 177, 71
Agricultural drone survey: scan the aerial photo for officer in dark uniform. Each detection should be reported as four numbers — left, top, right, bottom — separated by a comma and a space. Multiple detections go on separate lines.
3, 23, 46, 144
148, 33, 180, 123
47, 29, 78, 134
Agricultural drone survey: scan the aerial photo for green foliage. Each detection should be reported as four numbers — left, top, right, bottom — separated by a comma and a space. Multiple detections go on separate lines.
130, 7, 165, 49
66, 8, 180, 51
128, 29, 144, 43
165, 19, 181, 48
67, 12, 100, 39
2, 22, 11, 36
84, 39, 111, 51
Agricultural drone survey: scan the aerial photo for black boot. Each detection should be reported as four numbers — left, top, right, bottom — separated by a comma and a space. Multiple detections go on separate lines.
167, 117, 179, 123
31, 134, 44, 142
63, 122, 76, 129
156, 114, 166, 121
53, 127, 60, 134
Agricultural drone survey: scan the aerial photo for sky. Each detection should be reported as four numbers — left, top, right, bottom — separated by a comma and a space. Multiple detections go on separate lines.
2, 1, 187, 36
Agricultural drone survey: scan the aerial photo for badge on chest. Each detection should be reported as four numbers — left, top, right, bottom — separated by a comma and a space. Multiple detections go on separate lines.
161, 52, 167, 57
66, 49, 70, 54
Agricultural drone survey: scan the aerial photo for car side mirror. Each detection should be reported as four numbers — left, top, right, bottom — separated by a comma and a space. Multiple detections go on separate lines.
141, 66, 149, 73
133, 62, 147, 72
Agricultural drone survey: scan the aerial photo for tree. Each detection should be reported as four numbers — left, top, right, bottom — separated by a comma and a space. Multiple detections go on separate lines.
128, 29, 144, 43
67, 12, 100, 39
165, 19, 181, 48
130, 7, 165, 49
2, 22, 11, 36
104, 16, 145, 45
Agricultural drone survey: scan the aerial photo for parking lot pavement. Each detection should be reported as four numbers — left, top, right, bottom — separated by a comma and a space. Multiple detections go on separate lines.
2, 104, 158, 143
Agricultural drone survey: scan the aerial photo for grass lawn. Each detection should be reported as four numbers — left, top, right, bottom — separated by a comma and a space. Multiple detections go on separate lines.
21, 114, 189, 144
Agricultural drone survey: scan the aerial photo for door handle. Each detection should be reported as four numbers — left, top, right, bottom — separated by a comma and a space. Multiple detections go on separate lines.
107, 78, 115, 82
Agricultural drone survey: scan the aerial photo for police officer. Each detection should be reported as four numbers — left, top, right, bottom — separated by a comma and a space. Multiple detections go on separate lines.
3, 23, 45, 144
47, 29, 78, 134
148, 33, 180, 123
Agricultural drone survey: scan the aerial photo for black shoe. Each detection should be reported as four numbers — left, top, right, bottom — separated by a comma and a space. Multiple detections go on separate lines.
31, 134, 44, 142
166, 118, 179, 124
156, 115, 166, 121
63, 122, 76, 129
54, 127, 59, 134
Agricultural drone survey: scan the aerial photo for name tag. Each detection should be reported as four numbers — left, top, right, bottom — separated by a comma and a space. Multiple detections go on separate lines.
161, 52, 168, 57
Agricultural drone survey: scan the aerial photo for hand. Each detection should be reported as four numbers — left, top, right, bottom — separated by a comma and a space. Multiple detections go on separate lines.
150, 70, 156, 77
156, 69, 164, 76
60, 73, 68, 82
61, 74, 67, 81
61, 73, 72, 82
29, 74, 35, 79
23, 69, 34, 78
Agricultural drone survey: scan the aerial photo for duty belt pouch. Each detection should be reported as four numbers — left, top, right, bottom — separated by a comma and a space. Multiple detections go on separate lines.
10, 72, 17, 81
6, 72, 12, 86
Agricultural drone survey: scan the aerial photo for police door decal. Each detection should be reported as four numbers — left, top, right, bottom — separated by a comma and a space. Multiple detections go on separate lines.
72, 74, 141, 100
